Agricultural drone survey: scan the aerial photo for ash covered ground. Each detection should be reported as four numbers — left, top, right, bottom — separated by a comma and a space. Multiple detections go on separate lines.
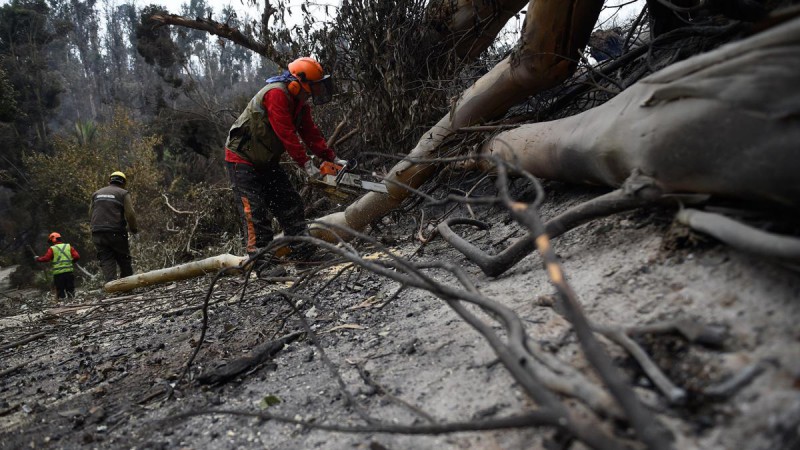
1, 182, 799, 450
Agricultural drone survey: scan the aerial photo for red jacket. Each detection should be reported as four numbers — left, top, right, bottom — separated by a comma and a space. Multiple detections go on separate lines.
225, 88, 334, 167
36, 244, 80, 262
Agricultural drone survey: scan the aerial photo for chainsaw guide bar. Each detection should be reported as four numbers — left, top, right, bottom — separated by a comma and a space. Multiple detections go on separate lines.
319, 161, 388, 194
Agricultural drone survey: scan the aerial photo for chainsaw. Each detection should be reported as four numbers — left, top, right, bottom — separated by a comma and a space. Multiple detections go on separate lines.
318, 160, 388, 194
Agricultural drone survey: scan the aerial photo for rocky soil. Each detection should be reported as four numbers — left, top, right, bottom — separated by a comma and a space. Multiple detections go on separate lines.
1, 182, 799, 450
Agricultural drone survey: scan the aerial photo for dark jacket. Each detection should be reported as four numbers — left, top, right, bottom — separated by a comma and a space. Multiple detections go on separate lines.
90, 184, 138, 234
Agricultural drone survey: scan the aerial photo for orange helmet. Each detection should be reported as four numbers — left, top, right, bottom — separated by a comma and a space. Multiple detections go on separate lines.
48, 232, 62, 243
288, 57, 325, 93
287, 57, 334, 104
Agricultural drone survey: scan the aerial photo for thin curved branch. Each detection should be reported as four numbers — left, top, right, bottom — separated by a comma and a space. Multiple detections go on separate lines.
492, 162, 674, 449
439, 184, 660, 277
703, 361, 768, 400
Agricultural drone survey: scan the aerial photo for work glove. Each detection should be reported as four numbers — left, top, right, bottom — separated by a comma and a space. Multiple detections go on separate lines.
304, 160, 321, 179
334, 158, 349, 168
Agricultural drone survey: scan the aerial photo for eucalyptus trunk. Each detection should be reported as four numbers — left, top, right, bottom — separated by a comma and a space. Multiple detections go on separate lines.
313, 0, 605, 240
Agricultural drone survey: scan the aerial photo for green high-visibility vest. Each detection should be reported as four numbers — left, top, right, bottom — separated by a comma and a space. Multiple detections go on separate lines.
51, 243, 74, 275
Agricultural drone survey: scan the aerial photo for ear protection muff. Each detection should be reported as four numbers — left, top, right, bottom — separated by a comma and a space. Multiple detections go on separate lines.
287, 71, 310, 96
287, 80, 302, 96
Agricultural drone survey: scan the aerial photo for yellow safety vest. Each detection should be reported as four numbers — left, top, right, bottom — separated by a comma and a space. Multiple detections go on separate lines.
51, 243, 74, 275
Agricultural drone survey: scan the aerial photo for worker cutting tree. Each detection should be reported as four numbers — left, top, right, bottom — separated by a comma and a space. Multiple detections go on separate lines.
224, 56, 347, 271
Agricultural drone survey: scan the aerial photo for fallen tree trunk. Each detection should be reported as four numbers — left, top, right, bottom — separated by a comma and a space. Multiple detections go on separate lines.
480, 16, 800, 207
312, 0, 604, 240
314, 7, 800, 242
103, 254, 246, 293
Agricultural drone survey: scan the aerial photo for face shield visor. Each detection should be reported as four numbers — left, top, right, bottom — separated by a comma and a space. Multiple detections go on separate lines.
308, 75, 334, 105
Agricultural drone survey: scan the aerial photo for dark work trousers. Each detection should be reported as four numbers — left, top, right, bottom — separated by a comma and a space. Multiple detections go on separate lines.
226, 161, 306, 254
92, 231, 133, 282
53, 272, 75, 299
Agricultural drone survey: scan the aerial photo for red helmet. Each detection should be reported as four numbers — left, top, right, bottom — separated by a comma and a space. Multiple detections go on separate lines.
48, 232, 62, 243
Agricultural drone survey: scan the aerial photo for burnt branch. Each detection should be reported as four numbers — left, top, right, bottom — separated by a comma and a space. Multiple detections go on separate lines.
438, 176, 664, 277
492, 162, 674, 449
149, 14, 284, 64
197, 331, 305, 385
169, 408, 566, 435
0, 331, 47, 352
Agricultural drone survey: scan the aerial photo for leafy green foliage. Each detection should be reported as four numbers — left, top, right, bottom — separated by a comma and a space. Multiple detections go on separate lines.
23, 108, 163, 277
72, 120, 97, 146
26, 108, 162, 212
258, 394, 282, 409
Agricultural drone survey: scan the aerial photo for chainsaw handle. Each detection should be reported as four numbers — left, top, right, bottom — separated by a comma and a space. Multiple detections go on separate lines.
319, 161, 342, 176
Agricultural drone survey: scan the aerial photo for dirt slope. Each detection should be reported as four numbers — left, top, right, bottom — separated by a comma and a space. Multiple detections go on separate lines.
1, 183, 798, 449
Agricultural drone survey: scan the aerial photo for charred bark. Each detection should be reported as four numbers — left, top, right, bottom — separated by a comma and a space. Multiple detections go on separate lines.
148, 14, 283, 64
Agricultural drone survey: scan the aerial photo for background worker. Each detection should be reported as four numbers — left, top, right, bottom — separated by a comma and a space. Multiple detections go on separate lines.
34, 232, 80, 299
89, 171, 138, 282
224, 56, 347, 260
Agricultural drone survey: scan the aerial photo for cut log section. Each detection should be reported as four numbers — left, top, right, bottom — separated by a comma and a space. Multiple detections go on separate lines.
103, 253, 247, 293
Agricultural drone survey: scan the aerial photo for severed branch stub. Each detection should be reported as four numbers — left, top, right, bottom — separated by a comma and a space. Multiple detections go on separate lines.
677, 208, 800, 263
